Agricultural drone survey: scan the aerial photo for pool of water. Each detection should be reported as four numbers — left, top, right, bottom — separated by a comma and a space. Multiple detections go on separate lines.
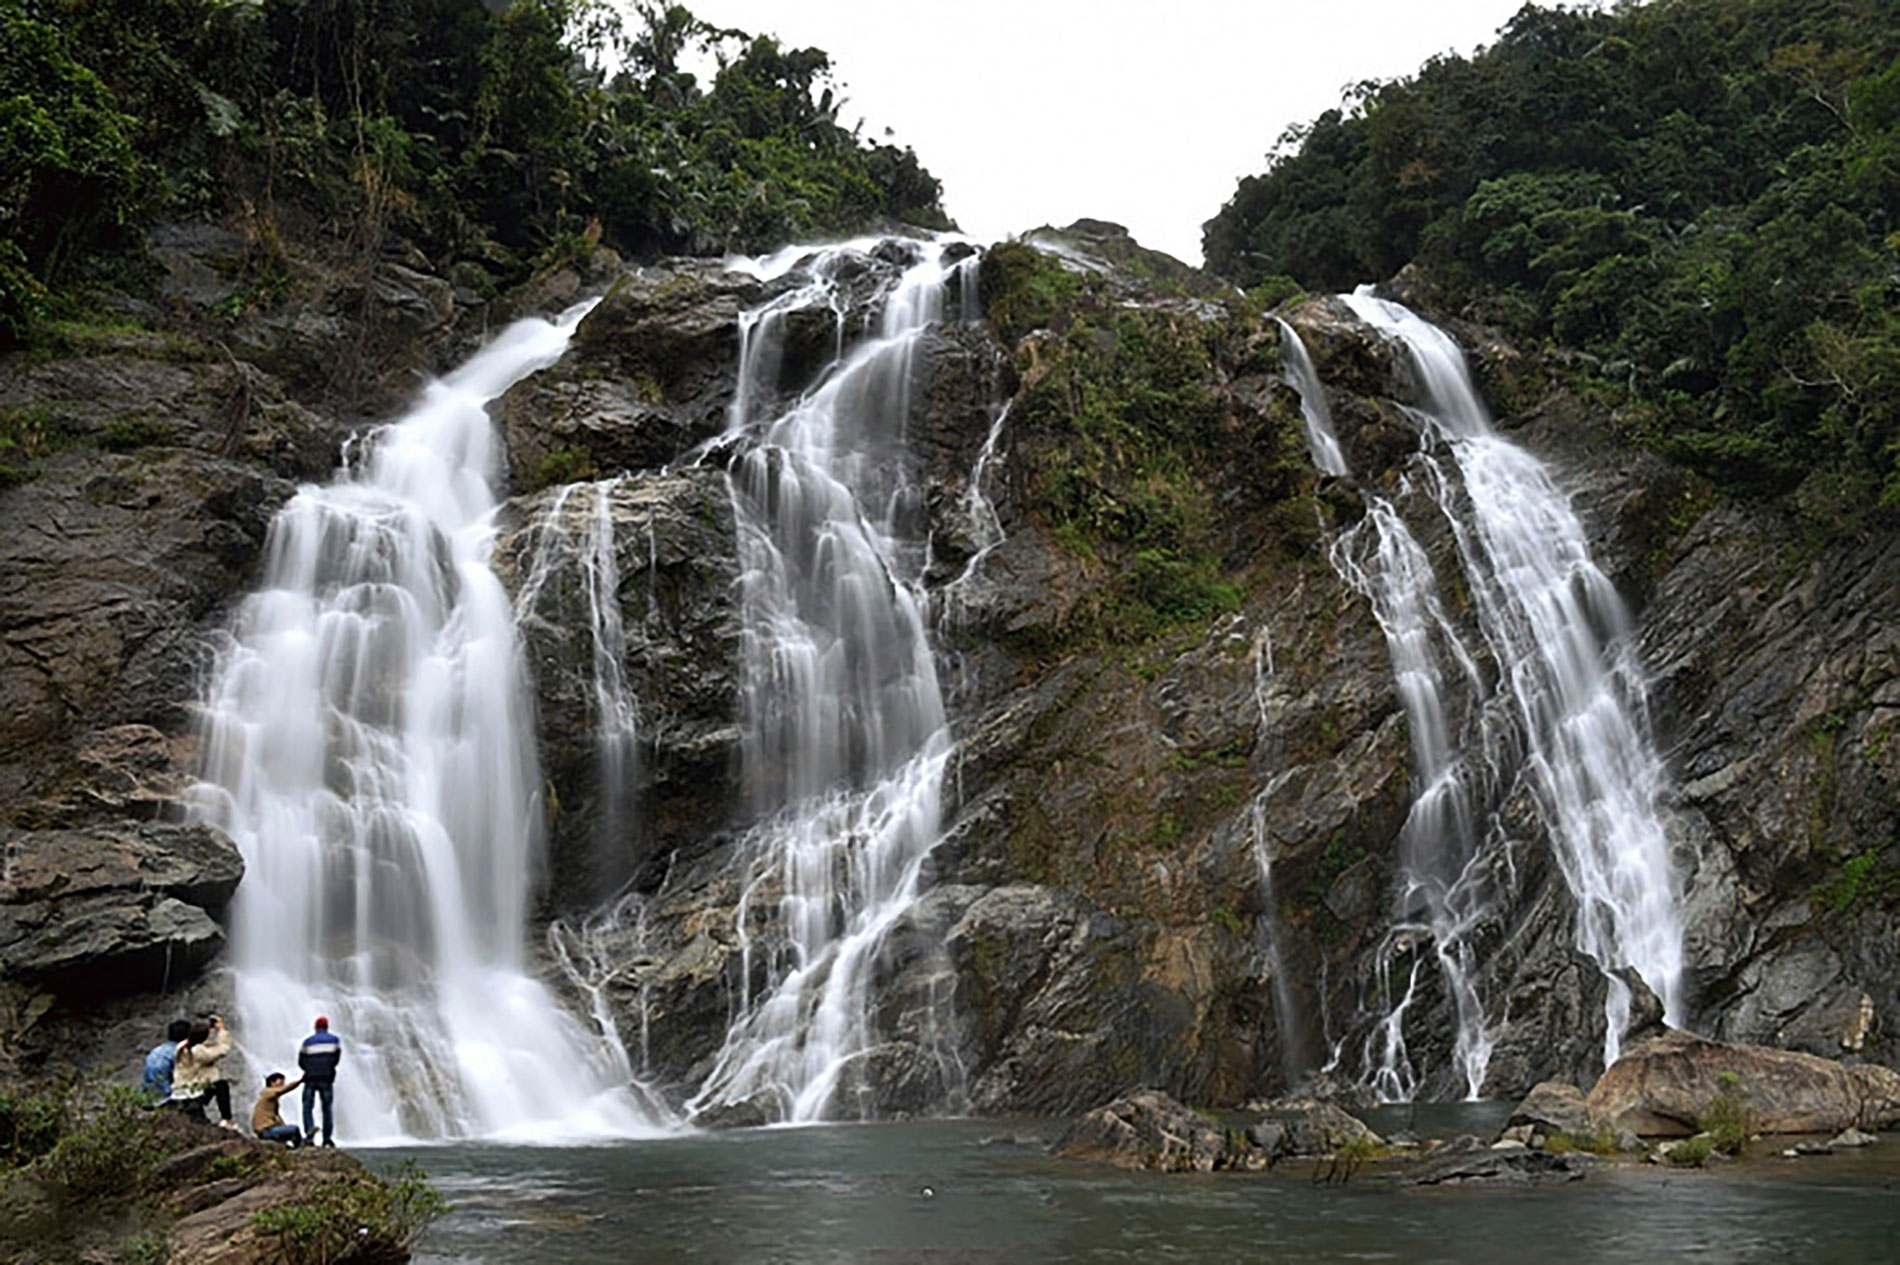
373, 1117, 1900, 1264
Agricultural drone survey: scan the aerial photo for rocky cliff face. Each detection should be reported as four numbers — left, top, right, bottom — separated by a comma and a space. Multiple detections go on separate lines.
4, 217, 1895, 1119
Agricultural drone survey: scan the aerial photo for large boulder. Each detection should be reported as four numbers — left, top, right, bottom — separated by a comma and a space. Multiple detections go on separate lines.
1505, 1080, 1594, 1140
1585, 1029, 1900, 1136
0, 822, 242, 999
1246, 1095, 1383, 1158
490, 260, 767, 487
1052, 1088, 1254, 1171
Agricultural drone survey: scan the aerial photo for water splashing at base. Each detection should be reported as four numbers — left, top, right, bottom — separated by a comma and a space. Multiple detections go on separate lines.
190, 302, 672, 1142
688, 239, 962, 1124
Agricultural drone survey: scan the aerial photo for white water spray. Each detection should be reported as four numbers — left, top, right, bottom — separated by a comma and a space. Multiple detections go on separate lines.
687, 240, 958, 1124
191, 304, 671, 1142
1279, 321, 1496, 1097
1341, 291, 1684, 1068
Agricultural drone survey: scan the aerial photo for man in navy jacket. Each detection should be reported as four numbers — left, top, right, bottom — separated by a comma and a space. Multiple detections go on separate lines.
297, 1015, 342, 1146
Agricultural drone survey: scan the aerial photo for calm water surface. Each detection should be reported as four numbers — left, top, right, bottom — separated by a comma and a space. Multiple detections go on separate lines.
371, 1114, 1900, 1264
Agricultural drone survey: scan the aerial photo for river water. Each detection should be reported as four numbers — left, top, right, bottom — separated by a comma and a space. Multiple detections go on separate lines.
376, 1116, 1900, 1264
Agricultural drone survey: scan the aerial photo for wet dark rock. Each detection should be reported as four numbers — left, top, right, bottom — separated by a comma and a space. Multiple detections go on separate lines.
494, 468, 741, 907
1405, 1140, 1591, 1186
491, 261, 767, 486
0, 446, 295, 811
0, 822, 241, 998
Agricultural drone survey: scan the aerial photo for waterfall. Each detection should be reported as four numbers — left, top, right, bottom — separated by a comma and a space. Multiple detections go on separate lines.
1342, 292, 1683, 1066
190, 304, 671, 1142
1279, 294, 1682, 1090
686, 239, 957, 1124
1278, 322, 1496, 1098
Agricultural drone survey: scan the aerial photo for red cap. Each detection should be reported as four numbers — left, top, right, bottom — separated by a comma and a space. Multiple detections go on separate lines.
315, 1015, 329, 1030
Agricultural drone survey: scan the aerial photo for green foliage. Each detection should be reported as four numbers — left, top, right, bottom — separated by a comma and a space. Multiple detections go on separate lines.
1004, 286, 1246, 643
0, 1088, 65, 1168
1204, 0, 1900, 531
0, 405, 68, 486
38, 1086, 168, 1198
535, 443, 600, 491
1303, 825, 1365, 907
119, 1231, 170, 1265
252, 1160, 445, 1265
0, 0, 948, 344
1544, 1123, 1620, 1155
0, 9, 143, 291
978, 241, 1084, 343
1700, 1071, 1753, 1155
1665, 1136, 1714, 1166
1812, 847, 1900, 914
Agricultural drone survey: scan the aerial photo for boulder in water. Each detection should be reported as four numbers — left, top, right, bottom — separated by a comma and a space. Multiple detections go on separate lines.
1247, 1095, 1383, 1158
1585, 1030, 1900, 1136
1052, 1089, 1254, 1172
1406, 1140, 1591, 1187
1504, 1081, 1594, 1142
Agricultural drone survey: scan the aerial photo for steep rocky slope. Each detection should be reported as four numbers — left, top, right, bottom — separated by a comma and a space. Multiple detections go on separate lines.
3, 219, 1895, 1122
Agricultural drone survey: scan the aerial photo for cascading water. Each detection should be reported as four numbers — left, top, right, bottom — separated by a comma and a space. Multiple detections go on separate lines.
190, 304, 670, 1142
1278, 321, 1496, 1098
510, 477, 643, 903
686, 240, 959, 1124
1342, 291, 1682, 1067
1277, 294, 1683, 1091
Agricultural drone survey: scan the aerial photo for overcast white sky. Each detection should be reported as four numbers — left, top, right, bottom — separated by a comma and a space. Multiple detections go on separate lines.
688, 1, 1547, 265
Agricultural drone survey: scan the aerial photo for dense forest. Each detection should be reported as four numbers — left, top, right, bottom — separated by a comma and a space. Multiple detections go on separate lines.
0, 0, 947, 347
1204, 0, 1900, 530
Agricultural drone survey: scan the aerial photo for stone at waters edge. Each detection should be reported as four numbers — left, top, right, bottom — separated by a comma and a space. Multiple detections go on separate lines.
1585, 1029, 1900, 1136
1506, 1080, 1594, 1141
1052, 1089, 1260, 1172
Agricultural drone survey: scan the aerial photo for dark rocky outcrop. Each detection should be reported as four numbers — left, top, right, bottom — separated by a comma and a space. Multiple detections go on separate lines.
1404, 1140, 1591, 1187
491, 261, 764, 488
493, 468, 742, 907
0, 822, 241, 999
1585, 1030, 1900, 1136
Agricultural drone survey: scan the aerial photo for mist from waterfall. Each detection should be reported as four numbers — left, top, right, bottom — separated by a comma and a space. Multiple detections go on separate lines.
686, 239, 960, 1124
190, 304, 672, 1142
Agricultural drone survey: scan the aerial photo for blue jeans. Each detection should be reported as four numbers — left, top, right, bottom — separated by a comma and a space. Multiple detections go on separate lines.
258, 1123, 302, 1145
301, 1079, 335, 1144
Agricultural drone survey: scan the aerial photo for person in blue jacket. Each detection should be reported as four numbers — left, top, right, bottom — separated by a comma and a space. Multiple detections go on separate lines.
140, 1019, 191, 1104
297, 1015, 342, 1147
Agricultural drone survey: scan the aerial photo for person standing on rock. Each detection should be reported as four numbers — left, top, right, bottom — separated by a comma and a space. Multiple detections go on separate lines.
169, 1015, 236, 1128
141, 1019, 191, 1104
252, 1071, 304, 1146
298, 1015, 342, 1147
